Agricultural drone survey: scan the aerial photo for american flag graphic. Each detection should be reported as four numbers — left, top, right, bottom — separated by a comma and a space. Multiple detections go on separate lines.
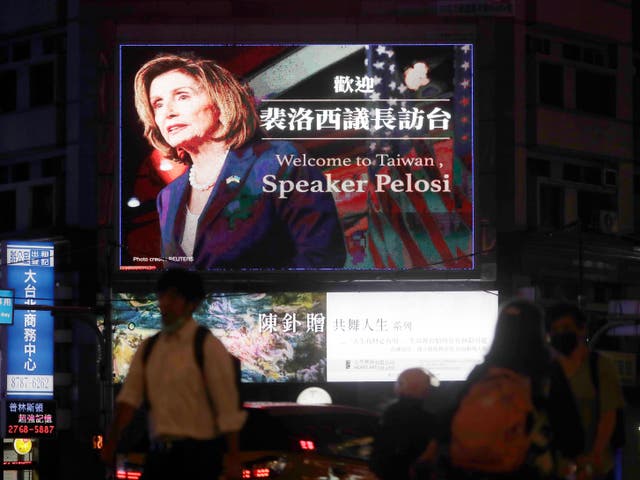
362, 44, 473, 269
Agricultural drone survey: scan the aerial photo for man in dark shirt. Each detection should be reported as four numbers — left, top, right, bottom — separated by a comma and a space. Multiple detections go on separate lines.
370, 368, 439, 480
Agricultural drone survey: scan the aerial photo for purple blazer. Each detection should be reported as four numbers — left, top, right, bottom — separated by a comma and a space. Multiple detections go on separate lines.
156, 140, 346, 269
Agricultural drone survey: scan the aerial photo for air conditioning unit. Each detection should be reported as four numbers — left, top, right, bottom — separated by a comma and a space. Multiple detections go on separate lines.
599, 210, 618, 234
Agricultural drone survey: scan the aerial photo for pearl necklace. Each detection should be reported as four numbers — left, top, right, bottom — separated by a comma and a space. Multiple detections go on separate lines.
188, 166, 216, 191
188, 150, 229, 191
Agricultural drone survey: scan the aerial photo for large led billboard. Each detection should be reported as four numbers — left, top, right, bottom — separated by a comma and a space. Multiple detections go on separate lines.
111, 290, 497, 383
119, 44, 475, 272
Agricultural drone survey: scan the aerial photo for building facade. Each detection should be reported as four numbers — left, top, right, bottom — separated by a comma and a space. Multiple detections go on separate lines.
0, 0, 637, 478
0, 1, 102, 478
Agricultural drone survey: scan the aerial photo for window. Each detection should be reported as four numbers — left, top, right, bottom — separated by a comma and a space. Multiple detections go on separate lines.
0, 70, 17, 112
0, 45, 8, 64
42, 34, 66, 55
563, 164, 581, 182
575, 70, 616, 116
528, 158, 550, 177
41, 157, 63, 177
11, 163, 29, 182
11, 40, 30, 61
562, 44, 581, 61
578, 191, 615, 230
31, 184, 54, 228
562, 164, 604, 185
527, 36, 550, 55
30, 62, 55, 106
562, 42, 616, 70
583, 166, 601, 185
0, 190, 16, 232
606, 45, 617, 69
0, 166, 8, 184
539, 184, 564, 229
539, 63, 563, 107
583, 47, 604, 67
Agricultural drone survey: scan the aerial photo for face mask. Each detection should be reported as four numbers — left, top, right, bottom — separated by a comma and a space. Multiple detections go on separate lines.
161, 315, 188, 334
550, 332, 578, 356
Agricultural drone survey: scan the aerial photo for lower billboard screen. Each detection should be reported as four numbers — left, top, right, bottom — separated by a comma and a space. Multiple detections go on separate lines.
111, 290, 498, 383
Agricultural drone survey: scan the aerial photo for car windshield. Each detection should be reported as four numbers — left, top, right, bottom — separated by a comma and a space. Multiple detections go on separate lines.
240, 410, 376, 461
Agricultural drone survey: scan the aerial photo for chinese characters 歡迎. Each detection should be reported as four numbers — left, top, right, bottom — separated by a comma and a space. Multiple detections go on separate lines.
333, 75, 375, 94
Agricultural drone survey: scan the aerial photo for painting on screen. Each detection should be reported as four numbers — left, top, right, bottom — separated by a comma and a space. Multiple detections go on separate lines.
111, 292, 327, 383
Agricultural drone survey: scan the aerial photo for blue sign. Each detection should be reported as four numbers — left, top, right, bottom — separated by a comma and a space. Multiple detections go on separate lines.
3, 242, 55, 398
0, 289, 14, 325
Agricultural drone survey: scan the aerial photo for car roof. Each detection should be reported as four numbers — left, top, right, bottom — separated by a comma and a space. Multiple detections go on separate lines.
243, 401, 378, 417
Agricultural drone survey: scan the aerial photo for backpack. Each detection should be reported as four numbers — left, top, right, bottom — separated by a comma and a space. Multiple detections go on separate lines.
589, 352, 625, 449
143, 324, 211, 372
115, 327, 214, 453
548, 360, 585, 458
548, 352, 626, 459
450, 367, 534, 473
142, 325, 243, 409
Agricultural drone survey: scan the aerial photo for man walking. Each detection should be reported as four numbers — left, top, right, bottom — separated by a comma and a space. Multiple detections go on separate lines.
101, 268, 245, 479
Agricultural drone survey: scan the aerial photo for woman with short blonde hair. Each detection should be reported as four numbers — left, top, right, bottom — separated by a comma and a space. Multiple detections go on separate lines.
134, 53, 259, 161
132, 51, 345, 270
